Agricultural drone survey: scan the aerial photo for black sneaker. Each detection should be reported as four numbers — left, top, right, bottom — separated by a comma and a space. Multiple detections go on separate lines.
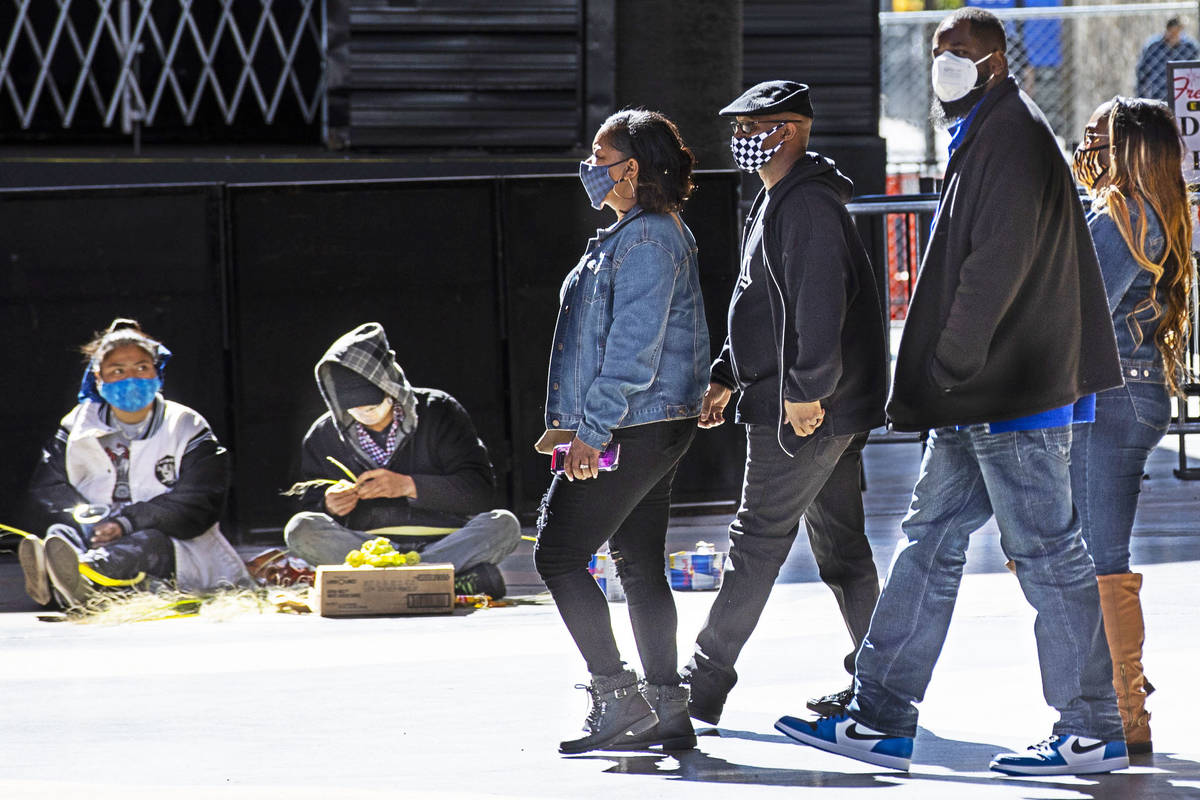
806, 685, 854, 716
680, 662, 734, 725
454, 563, 507, 599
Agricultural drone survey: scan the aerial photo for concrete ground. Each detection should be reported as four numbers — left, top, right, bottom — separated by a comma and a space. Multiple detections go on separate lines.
0, 440, 1197, 799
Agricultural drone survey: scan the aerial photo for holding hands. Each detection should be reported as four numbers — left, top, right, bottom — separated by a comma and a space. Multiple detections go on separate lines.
698, 382, 732, 429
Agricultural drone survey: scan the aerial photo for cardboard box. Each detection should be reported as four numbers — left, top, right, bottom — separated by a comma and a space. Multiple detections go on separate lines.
314, 563, 455, 617
588, 553, 625, 602
669, 549, 726, 591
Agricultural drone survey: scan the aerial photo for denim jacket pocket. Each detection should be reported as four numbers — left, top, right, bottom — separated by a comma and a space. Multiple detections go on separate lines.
582, 252, 614, 306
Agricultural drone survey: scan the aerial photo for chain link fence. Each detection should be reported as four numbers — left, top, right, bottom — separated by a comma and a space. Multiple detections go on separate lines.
878, 2, 1196, 322
882, 1, 1194, 173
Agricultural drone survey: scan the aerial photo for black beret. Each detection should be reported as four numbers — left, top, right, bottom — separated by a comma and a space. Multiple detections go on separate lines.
719, 80, 813, 118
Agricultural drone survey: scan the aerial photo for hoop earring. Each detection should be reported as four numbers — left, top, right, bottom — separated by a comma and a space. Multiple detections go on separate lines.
614, 176, 636, 200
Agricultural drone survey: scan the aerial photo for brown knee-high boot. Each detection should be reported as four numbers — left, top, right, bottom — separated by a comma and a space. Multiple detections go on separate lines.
1096, 572, 1152, 754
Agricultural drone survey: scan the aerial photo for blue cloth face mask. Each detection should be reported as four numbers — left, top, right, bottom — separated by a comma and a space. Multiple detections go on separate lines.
579, 159, 624, 210
97, 376, 162, 413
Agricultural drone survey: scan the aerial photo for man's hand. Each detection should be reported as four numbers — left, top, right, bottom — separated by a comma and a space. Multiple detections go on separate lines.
324, 479, 360, 516
699, 383, 732, 429
355, 469, 417, 500
784, 399, 825, 438
563, 436, 600, 482
89, 520, 124, 546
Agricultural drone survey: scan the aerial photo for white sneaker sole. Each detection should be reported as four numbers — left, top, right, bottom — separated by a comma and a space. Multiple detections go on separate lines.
18, 537, 52, 606
775, 717, 912, 771
990, 755, 1129, 776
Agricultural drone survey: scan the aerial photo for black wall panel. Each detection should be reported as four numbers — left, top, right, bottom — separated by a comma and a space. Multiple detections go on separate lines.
2, 172, 745, 541
327, 0, 593, 149
226, 179, 507, 533
743, 0, 880, 137
0, 185, 227, 533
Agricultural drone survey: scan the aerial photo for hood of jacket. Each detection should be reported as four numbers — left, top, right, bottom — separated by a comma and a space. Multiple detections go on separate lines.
315, 323, 418, 446
765, 152, 854, 210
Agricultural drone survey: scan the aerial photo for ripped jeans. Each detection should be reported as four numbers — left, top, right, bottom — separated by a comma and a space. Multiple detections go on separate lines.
534, 418, 695, 684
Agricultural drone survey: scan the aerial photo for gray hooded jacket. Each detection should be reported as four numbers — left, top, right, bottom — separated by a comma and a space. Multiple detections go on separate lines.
295, 323, 497, 532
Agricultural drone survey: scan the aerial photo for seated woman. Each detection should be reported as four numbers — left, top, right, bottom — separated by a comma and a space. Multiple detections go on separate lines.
21, 318, 251, 607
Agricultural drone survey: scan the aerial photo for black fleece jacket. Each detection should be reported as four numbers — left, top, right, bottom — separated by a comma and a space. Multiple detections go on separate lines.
712, 153, 888, 454
295, 388, 496, 531
887, 78, 1122, 431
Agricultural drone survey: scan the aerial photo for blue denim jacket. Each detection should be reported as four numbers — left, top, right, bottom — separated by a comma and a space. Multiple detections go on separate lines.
544, 206, 710, 450
1088, 198, 1167, 365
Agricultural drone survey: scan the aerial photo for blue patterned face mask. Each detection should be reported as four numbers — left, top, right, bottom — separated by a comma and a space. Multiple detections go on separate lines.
579, 159, 625, 210
97, 376, 162, 413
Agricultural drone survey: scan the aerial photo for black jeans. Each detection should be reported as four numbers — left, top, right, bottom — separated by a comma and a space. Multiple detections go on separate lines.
686, 426, 879, 695
85, 528, 176, 580
535, 419, 695, 685
803, 432, 881, 673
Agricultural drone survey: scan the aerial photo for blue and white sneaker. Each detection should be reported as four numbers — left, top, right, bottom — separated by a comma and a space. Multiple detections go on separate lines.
989, 734, 1128, 776
775, 712, 913, 771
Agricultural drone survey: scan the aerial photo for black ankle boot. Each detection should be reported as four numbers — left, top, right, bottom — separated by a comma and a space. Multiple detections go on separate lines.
604, 683, 696, 751
558, 669, 656, 755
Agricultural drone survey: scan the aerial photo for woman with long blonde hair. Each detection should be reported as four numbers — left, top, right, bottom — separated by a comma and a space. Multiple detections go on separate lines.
1070, 96, 1194, 755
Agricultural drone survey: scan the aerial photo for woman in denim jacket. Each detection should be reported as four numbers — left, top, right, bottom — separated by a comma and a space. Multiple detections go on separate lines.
534, 109, 710, 755
1069, 97, 1194, 754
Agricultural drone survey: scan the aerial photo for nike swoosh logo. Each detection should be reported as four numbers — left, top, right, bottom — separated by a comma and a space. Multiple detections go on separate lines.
1070, 738, 1106, 754
844, 723, 892, 741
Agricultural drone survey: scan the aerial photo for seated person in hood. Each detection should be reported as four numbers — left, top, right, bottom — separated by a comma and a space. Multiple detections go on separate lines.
21, 318, 252, 608
284, 322, 520, 599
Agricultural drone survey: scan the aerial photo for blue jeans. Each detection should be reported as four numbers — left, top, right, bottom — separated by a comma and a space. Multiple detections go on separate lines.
850, 424, 1122, 740
1070, 361, 1171, 575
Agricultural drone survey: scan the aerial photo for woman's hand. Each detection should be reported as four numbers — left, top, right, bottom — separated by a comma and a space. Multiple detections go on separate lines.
324, 479, 360, 516
563, 436, 601, 482
699, 383, 732, 429
89, 520, 124, 546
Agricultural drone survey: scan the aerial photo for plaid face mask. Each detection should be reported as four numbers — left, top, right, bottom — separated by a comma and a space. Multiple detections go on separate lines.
729, 124, 784, 173
579, 159, 620, 209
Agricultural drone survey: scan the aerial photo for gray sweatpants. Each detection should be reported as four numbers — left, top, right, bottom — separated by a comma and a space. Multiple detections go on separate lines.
283, 509, 521, 573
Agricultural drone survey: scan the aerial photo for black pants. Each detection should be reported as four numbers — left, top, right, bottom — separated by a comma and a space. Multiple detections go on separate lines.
686, 427, 879, 694
535, 419, 695, 685
803, 432, 881, 673
85, 529, 176, 580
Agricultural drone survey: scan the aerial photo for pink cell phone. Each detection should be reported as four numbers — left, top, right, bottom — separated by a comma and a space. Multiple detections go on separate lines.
551, 442, 621, 474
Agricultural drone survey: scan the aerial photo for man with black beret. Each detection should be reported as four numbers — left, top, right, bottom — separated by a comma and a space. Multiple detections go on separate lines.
681, 80, 888, 725
283, 322, 521, 598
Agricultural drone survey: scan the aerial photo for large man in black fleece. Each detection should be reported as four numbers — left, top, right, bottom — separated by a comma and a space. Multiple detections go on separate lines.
776, 9, 1127, 777
682, 81, 888, 725
284, 323, 520, 598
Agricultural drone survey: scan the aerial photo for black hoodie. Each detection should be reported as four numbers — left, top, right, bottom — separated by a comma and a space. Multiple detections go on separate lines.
294, 324, 496, 531
711, 153, 887, 455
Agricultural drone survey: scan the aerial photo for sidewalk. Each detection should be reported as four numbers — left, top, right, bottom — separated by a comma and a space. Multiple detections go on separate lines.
0, 441, 1196, 799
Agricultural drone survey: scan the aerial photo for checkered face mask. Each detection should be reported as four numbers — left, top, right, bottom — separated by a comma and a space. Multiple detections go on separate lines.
729, 124, 784, 173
